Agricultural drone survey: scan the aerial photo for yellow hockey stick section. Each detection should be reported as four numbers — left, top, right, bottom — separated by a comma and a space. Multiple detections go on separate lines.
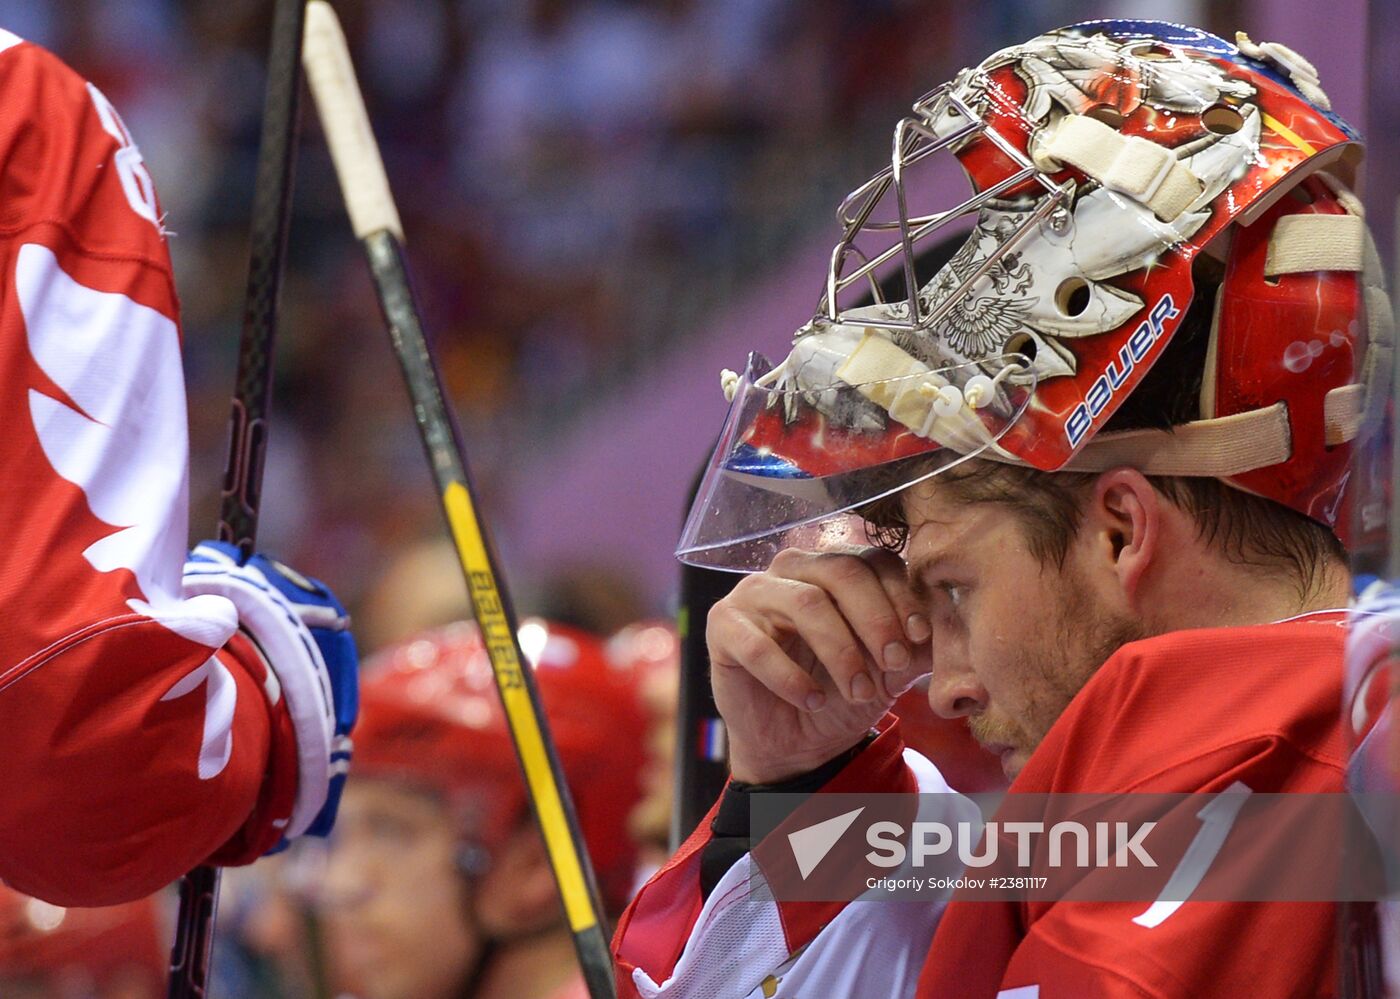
443, 482, 598, 934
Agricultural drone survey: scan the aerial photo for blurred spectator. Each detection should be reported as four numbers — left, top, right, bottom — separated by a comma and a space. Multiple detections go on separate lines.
529, 563, 649, 636
354, 533, 649, 653
357, 536, 473, 652
317, 618, 648, 998
607, 620, 682, 878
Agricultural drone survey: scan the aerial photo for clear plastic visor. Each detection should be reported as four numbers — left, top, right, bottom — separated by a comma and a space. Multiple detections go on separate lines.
677, 352, 1035, 571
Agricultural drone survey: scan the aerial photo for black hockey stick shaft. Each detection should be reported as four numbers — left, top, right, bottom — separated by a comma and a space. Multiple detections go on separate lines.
169, 0, 306, 995
301, 4, 617, 996
672, 461, 737, 849
217, 0, 305, 556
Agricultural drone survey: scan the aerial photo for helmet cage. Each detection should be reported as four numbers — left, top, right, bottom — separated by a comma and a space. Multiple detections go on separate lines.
820, 83, 1071, 333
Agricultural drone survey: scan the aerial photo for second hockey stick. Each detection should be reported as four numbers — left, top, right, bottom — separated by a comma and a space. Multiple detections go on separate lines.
168, 0, 307, 995
300, 4, 618, 997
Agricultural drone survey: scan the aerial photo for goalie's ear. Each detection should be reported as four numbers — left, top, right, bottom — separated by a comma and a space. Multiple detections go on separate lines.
1083, 467, 1163, 610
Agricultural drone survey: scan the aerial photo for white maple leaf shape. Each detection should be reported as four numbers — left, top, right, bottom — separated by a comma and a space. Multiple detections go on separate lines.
20, 242, 189, 616
21, 242, 237, 779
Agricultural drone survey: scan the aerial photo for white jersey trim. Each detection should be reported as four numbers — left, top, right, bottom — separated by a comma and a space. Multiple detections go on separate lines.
0, 30, 22, 54
631, 750, 972, 999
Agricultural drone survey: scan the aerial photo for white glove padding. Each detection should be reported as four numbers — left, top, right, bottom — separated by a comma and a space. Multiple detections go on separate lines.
182, 542, 347, 841
1346, 580, 1400, 882
1347, 580, 1400, 723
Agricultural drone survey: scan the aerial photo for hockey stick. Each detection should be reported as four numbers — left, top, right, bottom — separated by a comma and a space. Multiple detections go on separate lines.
672, 462, 736, 850
168, 0, 307, 994
300, 4, 617, 997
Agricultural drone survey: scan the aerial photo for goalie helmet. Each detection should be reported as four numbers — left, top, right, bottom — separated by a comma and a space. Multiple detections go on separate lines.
354, 619, 649, 909
679, 20, 1391, 570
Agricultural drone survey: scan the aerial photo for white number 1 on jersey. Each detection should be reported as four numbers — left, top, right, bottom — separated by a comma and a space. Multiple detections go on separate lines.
1132, 781, 1253, 929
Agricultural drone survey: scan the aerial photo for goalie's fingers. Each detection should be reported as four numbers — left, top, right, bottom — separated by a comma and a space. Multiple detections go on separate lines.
769, 547, 916, 680
707, 608, 830, 712
719, 569, 881, 704
861, 545, 933, 651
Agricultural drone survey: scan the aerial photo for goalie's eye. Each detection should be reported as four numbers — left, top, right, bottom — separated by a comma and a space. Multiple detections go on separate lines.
923, 580, 966, 620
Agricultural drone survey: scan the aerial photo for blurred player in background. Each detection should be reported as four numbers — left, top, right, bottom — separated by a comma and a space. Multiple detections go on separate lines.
319, 618, 648, 999
609, 620, 683, 878
0, 885, 166, 998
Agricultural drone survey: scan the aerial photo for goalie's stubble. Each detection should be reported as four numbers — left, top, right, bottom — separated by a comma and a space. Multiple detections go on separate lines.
964, 560, 1145, 778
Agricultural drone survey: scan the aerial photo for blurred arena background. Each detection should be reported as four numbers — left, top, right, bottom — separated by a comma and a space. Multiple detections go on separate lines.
0, 1, 1381, 996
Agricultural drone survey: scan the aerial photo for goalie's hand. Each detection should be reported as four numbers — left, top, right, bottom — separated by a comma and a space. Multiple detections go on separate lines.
183, 541, 358, 845
707, 546, 931, 784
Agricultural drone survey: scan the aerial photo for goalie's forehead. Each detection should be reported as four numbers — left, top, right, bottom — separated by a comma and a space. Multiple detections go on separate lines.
901, 478, 1041, 548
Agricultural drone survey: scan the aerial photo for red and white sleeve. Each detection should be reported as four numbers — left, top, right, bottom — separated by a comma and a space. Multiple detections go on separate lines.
0, 32, 296, 906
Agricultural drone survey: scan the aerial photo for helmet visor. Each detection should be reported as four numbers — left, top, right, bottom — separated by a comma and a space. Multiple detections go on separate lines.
678, 350, 1036, 571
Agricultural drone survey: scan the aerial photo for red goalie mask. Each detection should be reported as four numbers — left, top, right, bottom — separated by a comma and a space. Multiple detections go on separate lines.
679, 20, 1391, 570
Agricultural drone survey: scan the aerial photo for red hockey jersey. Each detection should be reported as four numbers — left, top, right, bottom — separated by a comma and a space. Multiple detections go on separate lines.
0, 31, 298, 905
613, 613, 1351, 998
920, 612, 1350, 998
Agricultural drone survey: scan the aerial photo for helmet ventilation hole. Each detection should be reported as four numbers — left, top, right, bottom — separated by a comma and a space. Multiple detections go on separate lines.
1055, 277, 1092, 318
1086, 104, 1126, 128
1005, 333, 1038, 365
1203, 104, 1244, 135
